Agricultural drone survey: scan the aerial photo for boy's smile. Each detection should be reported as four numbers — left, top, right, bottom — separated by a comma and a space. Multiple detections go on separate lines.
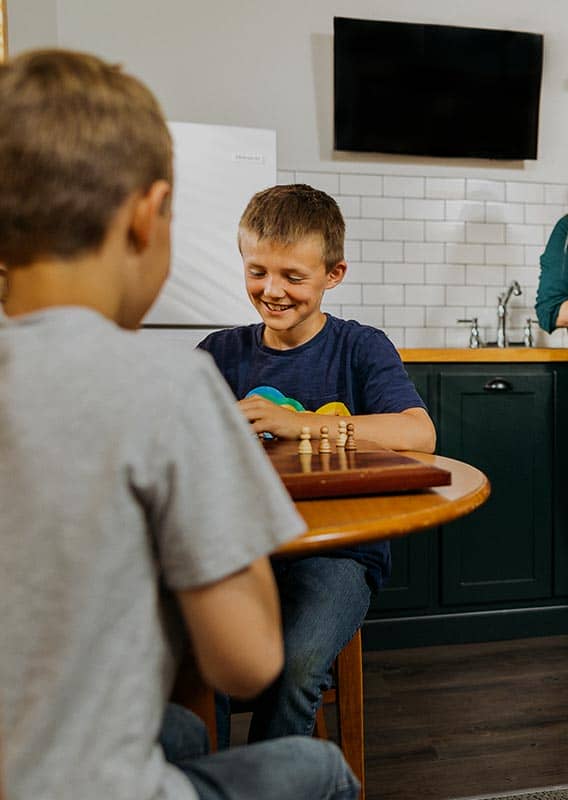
240, 230, 346, 349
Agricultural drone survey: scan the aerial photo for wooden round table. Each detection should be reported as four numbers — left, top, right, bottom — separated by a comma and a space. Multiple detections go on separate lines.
276, 452, 490, 556
173, 452, 490, 757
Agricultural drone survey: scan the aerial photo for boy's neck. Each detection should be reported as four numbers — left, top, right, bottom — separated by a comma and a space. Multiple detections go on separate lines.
262, 311, 327, 350
3, 255, 120, 322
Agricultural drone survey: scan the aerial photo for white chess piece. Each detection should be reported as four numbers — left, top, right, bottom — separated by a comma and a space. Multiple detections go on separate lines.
336, 420, 347, 448
298, 426, 313, 455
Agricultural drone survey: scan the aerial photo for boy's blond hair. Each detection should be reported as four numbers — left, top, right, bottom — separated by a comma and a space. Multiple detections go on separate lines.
0, 49, 172, 267
238, 184, 345, 272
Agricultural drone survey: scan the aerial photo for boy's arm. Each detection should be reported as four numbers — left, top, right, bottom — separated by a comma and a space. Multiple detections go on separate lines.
175, 555, 283, 700
239, 396, 436, 453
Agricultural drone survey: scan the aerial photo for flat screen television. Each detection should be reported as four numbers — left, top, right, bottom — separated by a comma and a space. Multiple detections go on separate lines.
333, 17, 544, 160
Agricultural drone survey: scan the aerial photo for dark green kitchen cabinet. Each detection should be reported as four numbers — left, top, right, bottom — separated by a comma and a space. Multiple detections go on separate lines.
438, 369, 553, 605
364, 360, 568, 651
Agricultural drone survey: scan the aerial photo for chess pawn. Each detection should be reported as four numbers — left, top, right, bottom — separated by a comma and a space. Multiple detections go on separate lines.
336, 420, 347, 448
298, 426, 313, 455
318, 425, 332, 454
345, 422, 357, 451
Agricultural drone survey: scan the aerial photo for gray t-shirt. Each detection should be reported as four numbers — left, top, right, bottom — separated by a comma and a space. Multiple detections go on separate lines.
0, 307, 305, 800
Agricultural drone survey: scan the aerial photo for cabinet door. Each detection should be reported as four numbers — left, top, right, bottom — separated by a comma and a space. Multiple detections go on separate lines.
439, 371, 553, 605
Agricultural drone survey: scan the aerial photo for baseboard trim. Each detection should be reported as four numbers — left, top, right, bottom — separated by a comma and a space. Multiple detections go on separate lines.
362, 604, 568, 650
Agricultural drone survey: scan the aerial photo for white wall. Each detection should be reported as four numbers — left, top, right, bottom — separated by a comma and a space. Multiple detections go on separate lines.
7, 1, 568, 346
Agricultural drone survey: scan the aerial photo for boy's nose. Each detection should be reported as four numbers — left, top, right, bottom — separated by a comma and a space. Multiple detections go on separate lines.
262, 276, 285, 298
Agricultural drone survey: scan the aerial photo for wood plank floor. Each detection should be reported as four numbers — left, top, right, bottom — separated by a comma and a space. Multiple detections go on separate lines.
362, 635, 568, 800
231, 635, 568, 800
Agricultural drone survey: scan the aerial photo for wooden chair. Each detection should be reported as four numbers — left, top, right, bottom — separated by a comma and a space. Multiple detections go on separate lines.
314, 628, 365, 800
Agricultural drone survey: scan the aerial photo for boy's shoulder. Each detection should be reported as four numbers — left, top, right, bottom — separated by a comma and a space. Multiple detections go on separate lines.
8, 306, 215, 401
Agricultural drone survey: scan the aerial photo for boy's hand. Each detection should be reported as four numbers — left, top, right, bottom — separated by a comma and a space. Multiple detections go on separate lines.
238, 395, 304, 440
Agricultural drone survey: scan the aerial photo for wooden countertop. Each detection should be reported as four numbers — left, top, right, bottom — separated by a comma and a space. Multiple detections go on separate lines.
400, 348, 568, 363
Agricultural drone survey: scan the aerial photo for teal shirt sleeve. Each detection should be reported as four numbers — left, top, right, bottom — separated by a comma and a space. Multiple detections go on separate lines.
535, 215, 568, 333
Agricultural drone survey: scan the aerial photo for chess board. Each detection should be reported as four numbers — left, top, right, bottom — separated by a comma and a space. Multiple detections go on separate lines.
263, 440, 452, 500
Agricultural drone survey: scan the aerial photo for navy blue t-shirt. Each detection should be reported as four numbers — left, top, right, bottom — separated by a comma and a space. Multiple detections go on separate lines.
198, 314, 427, 591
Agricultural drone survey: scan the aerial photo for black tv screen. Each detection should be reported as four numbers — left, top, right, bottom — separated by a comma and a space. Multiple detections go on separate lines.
334, 17, 543, 160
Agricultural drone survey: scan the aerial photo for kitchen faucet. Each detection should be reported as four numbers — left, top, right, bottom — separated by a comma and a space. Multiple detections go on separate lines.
496, 280, 522, 348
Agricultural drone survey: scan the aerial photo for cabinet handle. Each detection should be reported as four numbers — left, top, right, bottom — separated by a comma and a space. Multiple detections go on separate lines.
483, 378, 512, 392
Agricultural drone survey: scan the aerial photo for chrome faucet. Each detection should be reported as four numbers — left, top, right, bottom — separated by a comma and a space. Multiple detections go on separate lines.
496, 281, 522, 348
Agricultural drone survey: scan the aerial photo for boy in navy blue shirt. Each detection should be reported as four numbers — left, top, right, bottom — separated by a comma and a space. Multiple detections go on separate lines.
199, 184, 436, 744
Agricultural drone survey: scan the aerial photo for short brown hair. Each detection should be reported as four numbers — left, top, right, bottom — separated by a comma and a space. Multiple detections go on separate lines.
0, 49, 172, 266
239, 184, 345, 272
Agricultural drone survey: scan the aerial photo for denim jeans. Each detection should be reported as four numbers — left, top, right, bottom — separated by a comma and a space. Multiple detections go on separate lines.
160, 702, 360, 800
217, 556, 372, 746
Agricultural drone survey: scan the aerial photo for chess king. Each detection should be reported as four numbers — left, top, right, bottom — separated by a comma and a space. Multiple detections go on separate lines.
198, 183, 436, 746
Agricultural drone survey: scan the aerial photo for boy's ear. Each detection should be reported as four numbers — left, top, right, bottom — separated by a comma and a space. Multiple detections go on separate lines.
129, 180, 171, 252
325, 260, 347, 289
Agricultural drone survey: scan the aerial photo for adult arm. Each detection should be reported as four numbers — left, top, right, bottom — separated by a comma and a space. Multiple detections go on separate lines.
175, 556, 283, 700
535, 216, 568, 332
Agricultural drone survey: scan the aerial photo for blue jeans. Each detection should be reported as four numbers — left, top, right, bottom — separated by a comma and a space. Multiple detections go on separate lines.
218, 556, 372, 746
160, 703, 360, 800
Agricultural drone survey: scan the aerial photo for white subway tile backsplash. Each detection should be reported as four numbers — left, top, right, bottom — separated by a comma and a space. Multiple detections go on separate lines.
363, 241, 403, 261
524, 203, 564, 225
485, 244, 525, 265
345, 262, 383, 283
545, 184, 568, 205
362, 197, 404, 218
344, 241, 361, 261
466, 223, 505, 244
504, 266, 539, 287
405, 327, 446, 347
293, 169, 560, 344
345, 218, 383, 240
506, 224, 545, 245
425, 178, 465, 199
384, 263, 424, 284
446, 243, 484, 264
425, 263, 465, 285
385, 306, 425, 327
445, 201, 485, 222
335, 195, 361, 218
506, 181, 544, 204
295, 171, 339, 194
426, 221, 465, 242
446, 285, 486, 306
383, 328, 405, 348
485, 202, 524, 224
405, 285, 445, 306
404, 198, 445, 220
524, 245, 543, 265
465, 265, 506, 286
427, 306, 466, 327
466, 180, 505, 202
341, 305, 384, 326
384, 220, 424, 242
364, 284, 404, 305
404, 242, 445, 263
384, 176, 425, 198
328, 283, 362, 304
340, 174, 383, 196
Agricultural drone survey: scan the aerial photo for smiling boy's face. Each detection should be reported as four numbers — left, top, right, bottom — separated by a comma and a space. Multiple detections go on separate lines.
240, 228, 346, 349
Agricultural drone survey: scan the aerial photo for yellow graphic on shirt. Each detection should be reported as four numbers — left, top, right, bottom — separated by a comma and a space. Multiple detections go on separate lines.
316, 401, 350, 416
245, 387, 351, 416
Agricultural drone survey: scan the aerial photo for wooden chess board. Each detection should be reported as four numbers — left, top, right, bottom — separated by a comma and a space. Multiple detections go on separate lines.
263, 439, 452, 500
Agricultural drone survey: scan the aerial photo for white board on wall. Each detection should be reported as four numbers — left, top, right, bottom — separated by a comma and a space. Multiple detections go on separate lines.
144, 121, 276, 326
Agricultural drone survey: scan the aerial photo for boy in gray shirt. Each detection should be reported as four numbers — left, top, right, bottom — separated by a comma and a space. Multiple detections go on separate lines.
0, 49, 359, 800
